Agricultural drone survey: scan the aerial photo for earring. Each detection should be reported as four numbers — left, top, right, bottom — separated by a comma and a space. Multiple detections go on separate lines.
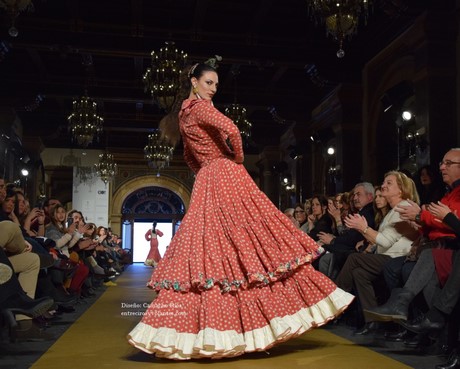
192, 85, 198, 95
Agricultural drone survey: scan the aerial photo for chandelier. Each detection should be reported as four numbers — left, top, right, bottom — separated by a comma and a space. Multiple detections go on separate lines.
224, 68, 252, 140
225, 104, 252, 140
0, 0, 34, 37
144, 131, 174, 174
143, 41, 188, 112
68, 93, 104, 148
307, 0, 371, 58
94, 152, 117, 185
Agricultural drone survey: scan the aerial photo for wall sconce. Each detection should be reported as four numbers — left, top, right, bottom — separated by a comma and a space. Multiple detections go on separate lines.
402, 111, 413, 121
328, 165, 341, 180
281, 174, 292, 187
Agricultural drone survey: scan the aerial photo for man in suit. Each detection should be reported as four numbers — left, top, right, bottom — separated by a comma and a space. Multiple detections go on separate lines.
317, 182, 376, 279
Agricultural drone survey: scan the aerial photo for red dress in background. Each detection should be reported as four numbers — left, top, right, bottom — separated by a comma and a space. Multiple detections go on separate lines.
144, 228, 164, 265
127, 99, 354, 360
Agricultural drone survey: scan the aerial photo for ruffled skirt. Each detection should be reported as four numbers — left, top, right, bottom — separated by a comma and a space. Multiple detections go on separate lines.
127, 158, 354, 359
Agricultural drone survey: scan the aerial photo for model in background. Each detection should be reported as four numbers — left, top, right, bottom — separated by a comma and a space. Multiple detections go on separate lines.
144, 221, 164, 267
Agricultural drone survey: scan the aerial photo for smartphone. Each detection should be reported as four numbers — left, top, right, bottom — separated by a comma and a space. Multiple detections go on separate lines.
67, 217, 73, 227
35, 198, 45, 210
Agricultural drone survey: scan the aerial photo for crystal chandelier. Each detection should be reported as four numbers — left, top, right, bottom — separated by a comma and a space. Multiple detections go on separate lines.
144, 131, 174, 174
74, 166, 97, 189
307, 0, 371, 58
224, 68, 252, 140
0, 0, 34, 37
225, 104, 252, 139
94, 152, 117, 185
68, 93, 104, 148
143, 41, 188, 112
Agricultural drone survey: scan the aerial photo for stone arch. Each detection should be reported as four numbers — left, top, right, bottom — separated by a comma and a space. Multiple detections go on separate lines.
110, 175, 192, 235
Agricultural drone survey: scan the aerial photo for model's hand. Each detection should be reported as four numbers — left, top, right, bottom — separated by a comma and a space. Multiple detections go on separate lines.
234, 155, 244, 164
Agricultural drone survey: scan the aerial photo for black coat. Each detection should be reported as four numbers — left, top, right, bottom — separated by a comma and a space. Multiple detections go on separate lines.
325, 202, 375, 254
309, 213, 334, 242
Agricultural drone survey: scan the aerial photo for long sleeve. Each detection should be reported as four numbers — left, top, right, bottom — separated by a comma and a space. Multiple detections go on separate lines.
45, 226, 72, 249
308, 215, 333, 241
375, 206, 410, 255
420, 186, 460, 239
326, 203, 375, 253
375, 209, 402, 249
68, 232, 82, 249
443, 212, 460, 238
195, 102, 244, 163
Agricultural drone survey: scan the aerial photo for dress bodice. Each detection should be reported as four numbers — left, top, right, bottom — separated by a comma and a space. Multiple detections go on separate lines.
179, 99, 244, 173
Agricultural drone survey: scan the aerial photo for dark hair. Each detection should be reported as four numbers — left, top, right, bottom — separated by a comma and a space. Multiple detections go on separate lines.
5, 188, 16, 200
3, 189, 20, 218
311, 195, 328, 208
415, 164, 444, 204
159, 63, 218, 146
373, 185, 390, 228
68, 209, 85, 224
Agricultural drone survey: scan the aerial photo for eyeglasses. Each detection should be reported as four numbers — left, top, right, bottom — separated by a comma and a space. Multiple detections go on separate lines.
294, 210, 305, 214
439, 160, 460, 168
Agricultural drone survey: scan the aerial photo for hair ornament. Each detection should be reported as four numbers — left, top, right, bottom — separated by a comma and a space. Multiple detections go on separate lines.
204, 55, 222, 69
188, 63, 199, 78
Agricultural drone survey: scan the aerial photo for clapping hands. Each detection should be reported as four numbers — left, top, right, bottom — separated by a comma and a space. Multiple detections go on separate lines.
427, 201, 456, 222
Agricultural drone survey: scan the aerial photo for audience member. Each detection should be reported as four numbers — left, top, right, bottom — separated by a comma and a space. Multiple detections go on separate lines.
336, 171, 419, 334
415, 164, 445, 206
317, 182, 376, 279
307, 195, 334, 242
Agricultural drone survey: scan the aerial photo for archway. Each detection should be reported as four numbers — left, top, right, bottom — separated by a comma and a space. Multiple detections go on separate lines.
110, 174, 192, 237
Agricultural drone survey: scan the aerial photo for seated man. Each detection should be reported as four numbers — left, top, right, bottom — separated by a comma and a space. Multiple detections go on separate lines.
317, 182, 375, 279
365, 201, 460, 328
366, 148, 460, 321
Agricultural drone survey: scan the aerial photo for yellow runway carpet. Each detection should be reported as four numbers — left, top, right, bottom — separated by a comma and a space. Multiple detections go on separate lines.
31, 265, 411, 369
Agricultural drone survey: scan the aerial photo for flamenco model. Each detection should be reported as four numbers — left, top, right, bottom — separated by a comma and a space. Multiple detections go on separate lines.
144, 221, 163, 267
127, 61, 354, 360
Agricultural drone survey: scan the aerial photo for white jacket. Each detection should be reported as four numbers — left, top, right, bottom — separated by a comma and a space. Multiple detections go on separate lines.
375, 199, 413, 257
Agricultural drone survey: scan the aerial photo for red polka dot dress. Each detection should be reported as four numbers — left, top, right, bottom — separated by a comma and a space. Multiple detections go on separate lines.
127, 99, 354, 360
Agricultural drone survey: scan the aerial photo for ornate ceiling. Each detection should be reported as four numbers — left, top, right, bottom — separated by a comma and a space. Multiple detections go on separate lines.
0, 0, 431, 156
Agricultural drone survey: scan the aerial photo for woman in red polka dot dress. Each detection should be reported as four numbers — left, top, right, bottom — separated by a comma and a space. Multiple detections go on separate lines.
127, 62, 354, 360
144, 221, 163, 267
